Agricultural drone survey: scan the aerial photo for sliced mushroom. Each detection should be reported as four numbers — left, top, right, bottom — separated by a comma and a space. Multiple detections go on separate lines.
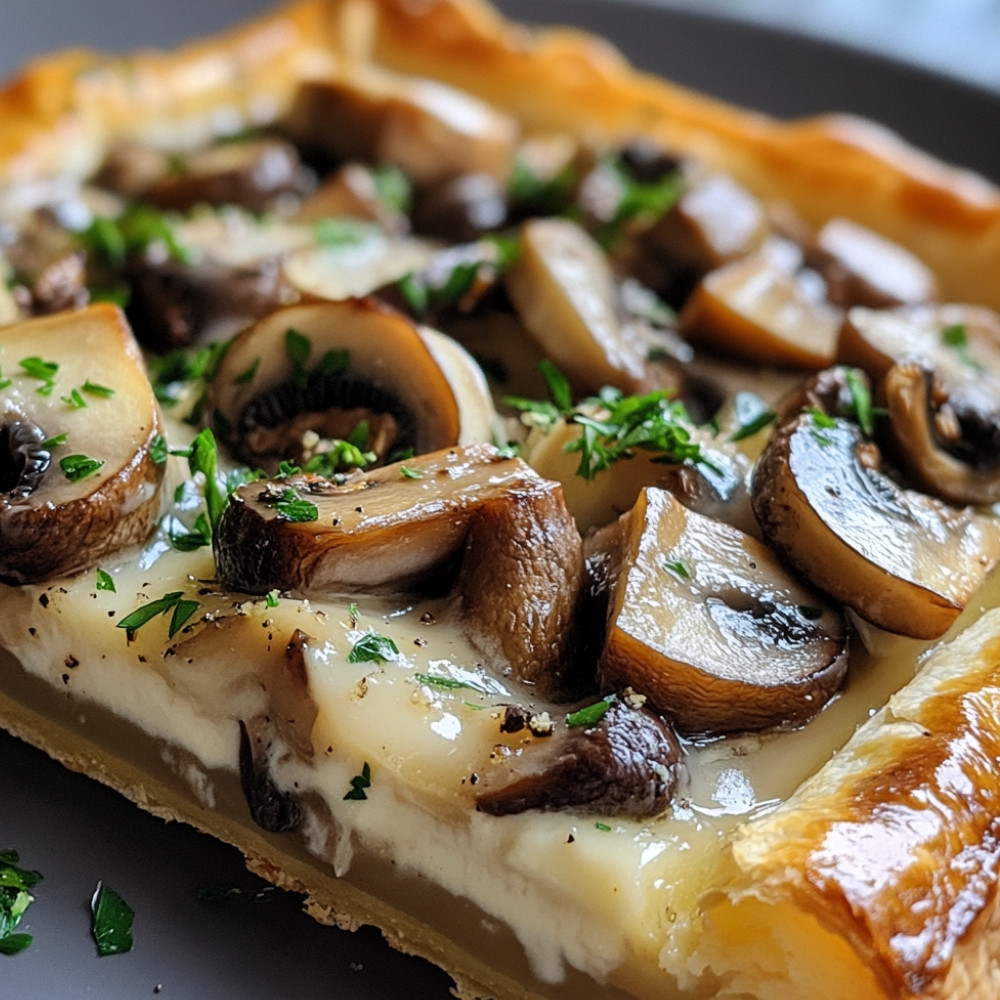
881, 361, 1000, 506
808, 217, 939, 310
143, 138, 311, 214
595, 487, 847, 735
474, 696, 681, 818
208, 298, 495, 473
0, 304, 165, 583
633, 171, 768, 303
679, 236, 842, 369
293, 162, 408, 234
214, 444, 585, 699
752, 412, 1000, 639
505, 217, 680, 395
838, 304, 1000, 504
283, 71, 518, 187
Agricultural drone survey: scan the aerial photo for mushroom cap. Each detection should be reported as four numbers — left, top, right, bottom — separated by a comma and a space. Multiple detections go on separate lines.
0, 304, 164, 583
208, 298, 495, 470
599, 487, 848, 735
752, 412, 1000, 639
214, 444, 585, 699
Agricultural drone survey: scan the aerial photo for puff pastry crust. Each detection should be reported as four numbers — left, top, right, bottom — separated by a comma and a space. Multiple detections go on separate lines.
2, 3, 1000, 1000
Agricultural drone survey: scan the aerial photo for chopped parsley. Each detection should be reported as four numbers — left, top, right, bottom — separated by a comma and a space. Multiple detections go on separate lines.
413, 672, 488, 694
312, 217, 376, 247
663, 558, 693, 580
0, 849, 42, 956
116, 591, 201, 641
18, 356, 58, 395
60, 454, 104, 481
83, 380, 115, 399
399, 465, 424, 480
265, 589, 280, 609
41, 432, 68, 450
79, 203, 192, 267
844, 368, 878, 436
61, 387, 87, 409
371, 164, 412, 216
507, 362, 706, 480
347, 631, 399, 664
90, 882, 134, 957
343, 762, 372, 801
566, 697, 614, 728
96, 568, 116, 593
941, 322, 984, 370
268, 487, 319, 523
729, 409, 777, 442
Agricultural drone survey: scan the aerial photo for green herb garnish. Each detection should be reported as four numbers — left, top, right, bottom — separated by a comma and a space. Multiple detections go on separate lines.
566, 698, 614, 728
90, 882, 134, 957
60, 454, 104, 481
41, 433, 68, 449
82, 380, 115, 399
413, 672, 488, 693
269, 487, 319, 523
80, 203, 192, 267
343, 762, 372, 801
116, 591, 201, 640
0, 850, 42, 956
729, 409, 777, 442
941, 322, 984, 370
348, 631, 400, 664
663, 558, 693, 580
19, 356, 58, 395
844, 368, 876, 436
96, 568, 116, 593
61, 387, 87, 409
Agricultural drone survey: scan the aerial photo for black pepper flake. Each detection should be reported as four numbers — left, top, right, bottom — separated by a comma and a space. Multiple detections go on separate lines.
61, 673, 69, 684
27, 627, 37, 637
419, 612, 436, 625
38, 593, 49, 608
138, 654, 147, 663
64, 654, 79, 669
469, 773, 479, 785
567, 834, 576, 844
107, 610, 116, 618
354, 505, 364, 513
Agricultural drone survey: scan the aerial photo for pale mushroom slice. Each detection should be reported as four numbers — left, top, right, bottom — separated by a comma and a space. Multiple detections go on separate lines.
504, 217, 680, 395
0, 304, 165, 583
809, 217, 939, 309
213, 444, 585, 699
752, 412, 1000, 639
837, 304, 1000, 504
679, 236, 842, 369
282, 69, 518, 187
596, 487, 848, 735
207, 298, 496, 473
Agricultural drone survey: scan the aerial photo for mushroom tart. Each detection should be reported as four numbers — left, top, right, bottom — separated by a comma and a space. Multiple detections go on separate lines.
5, 4, 1000, 1000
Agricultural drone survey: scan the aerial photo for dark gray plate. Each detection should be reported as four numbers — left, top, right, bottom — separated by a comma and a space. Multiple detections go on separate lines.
1, 2, 998, 998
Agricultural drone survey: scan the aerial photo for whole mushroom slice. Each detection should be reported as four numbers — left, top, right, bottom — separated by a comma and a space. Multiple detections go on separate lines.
208, 299, 496, 473
282, 70, 518, 187
214, 444, 585, 699
808, 217, 939, 309
838, 304, 1000, 504
474, 696, 682, 818
881, 361, 1000, 506
752, 412, 1000, 639
0, 304, 165, 583
633, 171, 768, 303
595, 487, 848, 735
678, 236, 842, 369
504, 217, 680, 395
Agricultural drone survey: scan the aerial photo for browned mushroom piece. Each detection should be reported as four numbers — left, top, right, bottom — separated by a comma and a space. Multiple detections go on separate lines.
207, 298, 495, 474
143, 138, 311, 214
633, 171, 768, 303
752, 411, 1000, 639
808, 217, 939, 310
213, 444, 586, 698
283, 70, 518, 187
838, 304, 1000, 504
679, 236, 842, 369
881, 361, 1000, 506
474, 696, 682, 818
594, 487, 848, 736
505, 217, 681, 395
294, 162, 409, 234
5, 211, 89, 315
0, 305, 165, 583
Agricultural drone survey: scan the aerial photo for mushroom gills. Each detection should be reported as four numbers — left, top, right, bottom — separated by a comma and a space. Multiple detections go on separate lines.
595, 487, 848, 735
0, 304, 165, 583
208, 298, 495, 473
752, 412, 1000, 639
